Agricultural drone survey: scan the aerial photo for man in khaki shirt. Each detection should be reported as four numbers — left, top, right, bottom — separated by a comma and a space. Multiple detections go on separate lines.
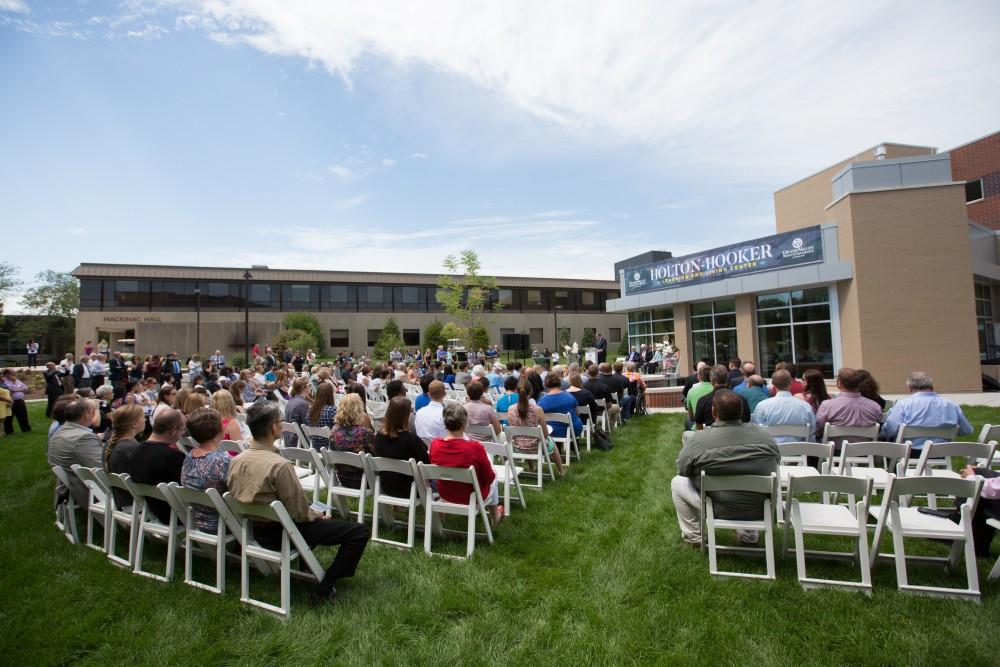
228, 401, 369, 604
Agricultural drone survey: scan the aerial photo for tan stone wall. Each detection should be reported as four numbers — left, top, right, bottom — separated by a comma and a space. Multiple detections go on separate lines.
734, 295, 756, 364
844, 184, 981, 392
672, 303, 691, 375
774, 144, 936, 234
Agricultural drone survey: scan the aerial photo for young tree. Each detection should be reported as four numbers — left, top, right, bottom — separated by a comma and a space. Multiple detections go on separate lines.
373, 317, 405, 361
423, 318, 446, 351
0, 262, 21, 320
436, 250, 502, 349
270, 329, 318, 357
283, 313, 324, 353
21, 271, 79, 318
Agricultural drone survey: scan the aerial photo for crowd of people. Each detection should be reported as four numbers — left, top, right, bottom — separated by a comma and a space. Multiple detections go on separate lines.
41, 342, 648, 604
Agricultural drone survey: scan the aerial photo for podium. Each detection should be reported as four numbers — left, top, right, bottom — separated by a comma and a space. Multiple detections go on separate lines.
584, 347, 598, 365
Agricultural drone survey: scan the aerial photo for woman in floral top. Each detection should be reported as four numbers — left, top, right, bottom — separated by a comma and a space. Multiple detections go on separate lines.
330, 393, 374, 488
180, 408, 231, 533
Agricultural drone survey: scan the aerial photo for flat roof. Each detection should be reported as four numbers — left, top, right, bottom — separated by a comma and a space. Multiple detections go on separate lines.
71, 263, 620, 290
773, 142, 937, 194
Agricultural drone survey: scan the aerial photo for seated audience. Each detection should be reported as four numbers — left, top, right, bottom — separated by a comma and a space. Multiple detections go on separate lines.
47, 397, 103, 509
372, 396, 429, 498
881, 371, 973, 449
694, 365, 752, 429
414, 374, 434, 412
211, 389, 248, 442
671, 390, 780, 546
414, 380, 448, 442
751, 369, 815, 442
795, 369, 831, 413
128, 408, 187, 522
506, 379, 565, 475
768, 361, 804, 396
494, 376, 520, 424
684, 365, 713, 428
537, 373, 583, 439
104, 404, 146, 508
429, 403, 503, 526
856, 369, 886, 410
464, 380, 502, 440
736, 375, 769, 413
283, 377, 312, 446
567, 372, 599, 426
330, 393, 375, 488
814, 368, 883, 442
227, 401, 369, 604
152, 384, 177, 423
180, 408, 231, 533
307, 383, 338, 450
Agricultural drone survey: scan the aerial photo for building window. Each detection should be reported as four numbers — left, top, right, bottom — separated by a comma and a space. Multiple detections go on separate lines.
526, 289, 543, 307
151, 281, 198, 310
330, 329, 349, 348
755, 287, 833, 378
690, 299, 737, 366
324, 285, 354, 311
529, 327, 544, 345
581, 291, 595, 306
79, 279, 102, 309
976, 282, 994, 360
203, 282, 242, 309
282, 284, 318, 310
583, 327, 596, 346
401, 286, 422, 305
609, 327, 622, 343
367, 329, 382, 347
403, 329, 420, 346
554, 290, 570, 308
107, 280, 150, 309
249, 283, 278, 309
966, 178, 984, 203
496, 288, 513, 308
557, 327, 572, 346
628, 308, 674, 352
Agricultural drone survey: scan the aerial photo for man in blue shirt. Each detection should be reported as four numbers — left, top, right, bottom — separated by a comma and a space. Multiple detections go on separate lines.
881, 371, 972, 448
751, 369, 815, 442
737, 375, 770, 414
537, 373, 582, 438
486, 363, 504, 389
413, 374, 434, 412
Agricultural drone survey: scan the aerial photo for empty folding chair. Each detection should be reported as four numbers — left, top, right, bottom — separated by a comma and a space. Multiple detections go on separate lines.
503, 424, 556, 490
94, 469, 140, 569
699, 472, 778, 580
782, 475, 873, 594
821, 423, 880, 456
897, 424, 959, 475
870, 474, 983, 602
912, 441, 995, 509
281, 447, 329, 506
70, 464, 110, 551
418, 463, 494, 559
163, 483, 233, 594
544, 412, 581, 467
775, 441, 834, 523
576, 405, 594, 452
976, 424, 1000, 468
369, 456, 427, 549
222, 493, 326, 618
126, 478, 183, 582
483, 440, 526, 515
320, 449, 373, 523
51, 466, 79, 545
835, 441, 910, 492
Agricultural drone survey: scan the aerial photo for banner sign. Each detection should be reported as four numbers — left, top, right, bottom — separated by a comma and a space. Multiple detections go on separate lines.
620, 226, 824, 296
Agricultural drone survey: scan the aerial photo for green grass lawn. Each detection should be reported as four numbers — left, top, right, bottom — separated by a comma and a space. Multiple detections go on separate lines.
3, 402, 1000, 666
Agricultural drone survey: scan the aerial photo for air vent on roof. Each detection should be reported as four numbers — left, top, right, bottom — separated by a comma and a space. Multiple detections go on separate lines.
874, 144, 887, 160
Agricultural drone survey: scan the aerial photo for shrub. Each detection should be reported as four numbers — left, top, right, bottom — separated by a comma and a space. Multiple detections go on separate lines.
373, 318, 405, 361
282, 313, 323, 353
423, 319, 446, 351
270, 328, 319, 357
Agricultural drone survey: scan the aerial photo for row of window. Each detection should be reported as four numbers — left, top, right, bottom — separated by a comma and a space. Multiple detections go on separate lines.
79, 279, 620, 313
327, 326, 623, 350
623, 287, 835, 378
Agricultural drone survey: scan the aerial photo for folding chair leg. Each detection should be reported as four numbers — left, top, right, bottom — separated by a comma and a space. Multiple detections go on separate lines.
764, 501, 776, 580
988, 553, 1000, 582
892, 521, 909, 589
857, 505, 872, 593
280, 534, 291, 618
466, 508, 476, 558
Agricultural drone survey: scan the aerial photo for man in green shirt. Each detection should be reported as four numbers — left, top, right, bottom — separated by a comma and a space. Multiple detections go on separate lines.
684, 365, 712, 430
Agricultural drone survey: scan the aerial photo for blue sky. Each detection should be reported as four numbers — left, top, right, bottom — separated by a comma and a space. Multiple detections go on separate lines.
2, 0, 999, 309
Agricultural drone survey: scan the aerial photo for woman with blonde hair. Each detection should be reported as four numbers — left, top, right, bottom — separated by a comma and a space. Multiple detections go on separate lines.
105, 404, 145, 472
182, 392, 207, 416
211, 389, 247, 441
330, 393, 375, 488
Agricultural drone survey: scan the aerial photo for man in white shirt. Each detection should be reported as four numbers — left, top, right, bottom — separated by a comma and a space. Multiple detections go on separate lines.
751, 370, 815, 442
210, 349, 226, 368
414, 380, 448, 441
90, 353, 109, 389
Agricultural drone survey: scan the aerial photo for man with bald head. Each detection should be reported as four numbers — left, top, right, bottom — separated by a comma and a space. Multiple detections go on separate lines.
671, 389, 779, 547
128, 408, 187, 523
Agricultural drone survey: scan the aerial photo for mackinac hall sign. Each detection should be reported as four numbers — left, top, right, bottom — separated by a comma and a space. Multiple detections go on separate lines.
621, 225, 824, 296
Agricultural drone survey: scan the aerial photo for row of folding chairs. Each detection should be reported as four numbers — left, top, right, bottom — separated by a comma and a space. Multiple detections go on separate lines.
699, 470, 994, 601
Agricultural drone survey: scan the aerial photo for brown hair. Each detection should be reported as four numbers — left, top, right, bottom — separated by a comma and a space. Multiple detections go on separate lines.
516, 379, 532, 420
105, 404, 143, 468
187, 407, 223, 445
381, 396, 412, 439
310, 382, 336, 424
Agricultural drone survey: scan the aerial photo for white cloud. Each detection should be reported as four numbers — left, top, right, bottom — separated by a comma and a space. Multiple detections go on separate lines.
381, 158, 397, 168
0, 0, 29, 13
66, 226, 88, 236
335, 193, 370, 209
327, 164, 353, 180
150, 0, 1000, 180
409, 152, 428, 159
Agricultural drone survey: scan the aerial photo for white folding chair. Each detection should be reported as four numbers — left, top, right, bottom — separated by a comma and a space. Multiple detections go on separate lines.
417, 463, 494, 559
235, 413, 247, 424
835, 441, 910, 492
483, 440, 526, 515
279, 422, 307, 449
164, 483, 233, 594
70, 465, 109, 551
281, 447, 328, 505
369, 455, 427, 550
300, 424, 331, 451
222, 493, 326, 619
94, 469, 140, 569
775, 441, 834, 523
544, 412, 580, 466
822, 423, 880, 452
176, 435, 196, 454
699, 472, 778, 580
503, 424, 555, 490
897, 424, 959, 475
221, 439, 246, 453
320, 449, 373, 523
594, 398, 611, 432
870, 474, 983, 602
782, 475, 873, 594
912, 441, 996, 509
126, 479, 183, 582
576, 405, 593, 452
976, 424, 1000, 468
465, 423, 501, 443
759, 423, 812, 442
51, 466, 80, 545
988, 518, 1000, 582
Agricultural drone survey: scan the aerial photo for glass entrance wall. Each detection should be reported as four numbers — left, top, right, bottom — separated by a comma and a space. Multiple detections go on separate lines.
975, 282, 995, 360
755, 287, 834, 378
689, 299, 737, 365
627, 308, 674, 351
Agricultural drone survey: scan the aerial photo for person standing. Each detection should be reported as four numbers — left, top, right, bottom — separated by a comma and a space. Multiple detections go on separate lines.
90, 353, 108, 390
26, 339, 39, 369
595, 333, 608, 364
72, 355, 93, 389
109, 351, 128, 399
43, 362, 64, 418
1, 369, 30, 434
